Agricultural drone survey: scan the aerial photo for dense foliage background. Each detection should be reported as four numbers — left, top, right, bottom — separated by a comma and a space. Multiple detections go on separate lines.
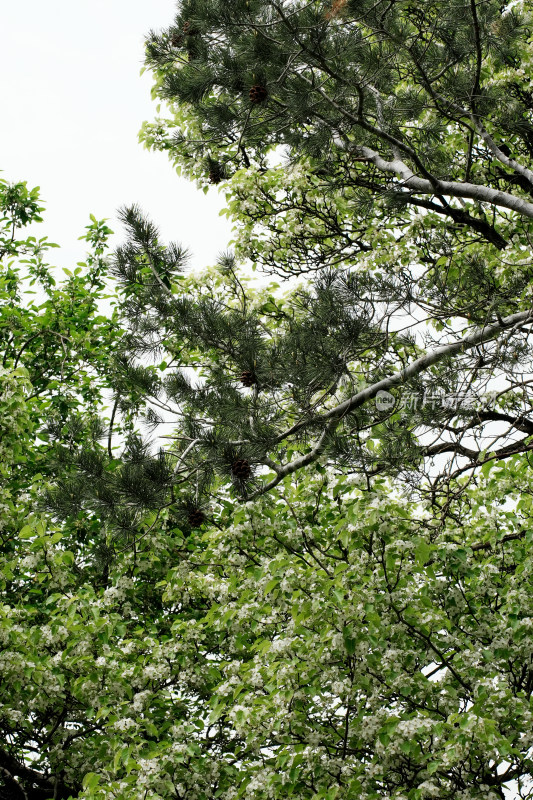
2, 0, 533, 798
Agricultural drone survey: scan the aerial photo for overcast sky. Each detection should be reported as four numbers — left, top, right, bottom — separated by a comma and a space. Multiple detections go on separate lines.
1, 0, 231, 272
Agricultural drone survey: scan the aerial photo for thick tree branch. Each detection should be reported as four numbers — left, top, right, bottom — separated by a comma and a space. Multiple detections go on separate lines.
423, 434, 533, 464
0, 747, 76, 800
307, 72, 533, 216
427, 86, 533, 188
249, 417, 338, 498
476, 410, 533, 436
257, 309, 533, 494
356, 146, 533, 219
471, 531, 526, 552
399, 194, 508, 248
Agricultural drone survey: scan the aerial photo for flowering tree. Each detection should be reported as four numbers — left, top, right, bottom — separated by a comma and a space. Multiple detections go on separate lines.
30, 210, 533, 800
4, 440, 533, 799
0, 178, 123, 798
4, 188, 532, 799
3, 0, 533, 794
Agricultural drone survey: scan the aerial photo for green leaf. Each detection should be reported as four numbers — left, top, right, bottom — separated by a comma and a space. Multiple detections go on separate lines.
82, 772, 100, 790
415, 539, 432, 566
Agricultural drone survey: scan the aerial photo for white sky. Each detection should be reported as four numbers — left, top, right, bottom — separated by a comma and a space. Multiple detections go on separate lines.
1, 0, 231, 272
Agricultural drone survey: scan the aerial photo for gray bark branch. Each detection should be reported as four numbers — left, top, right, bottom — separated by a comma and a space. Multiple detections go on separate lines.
257, 309, 533, 495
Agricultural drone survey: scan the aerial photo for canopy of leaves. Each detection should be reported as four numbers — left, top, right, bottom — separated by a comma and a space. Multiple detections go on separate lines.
142, 0, 533, 253
4, 0, 533, 795
4, 404, 533, 799
108, 0, 532, 515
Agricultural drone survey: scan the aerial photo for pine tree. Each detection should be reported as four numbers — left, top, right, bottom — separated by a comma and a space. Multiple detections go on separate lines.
54, 0, 533, 531
143, 0, 533, 250
110, 0, 533, 522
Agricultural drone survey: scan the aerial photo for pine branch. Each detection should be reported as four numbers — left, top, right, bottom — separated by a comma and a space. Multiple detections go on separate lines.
354, 144, 533, 220
254, 308, 533, 495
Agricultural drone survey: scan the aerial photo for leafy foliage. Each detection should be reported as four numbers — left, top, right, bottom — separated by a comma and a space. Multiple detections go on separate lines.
5, 429, 533, 798
142, 0, 533, 253
0, 178, 125, 798
118, 0, 533, 512
4, 0, 533, 796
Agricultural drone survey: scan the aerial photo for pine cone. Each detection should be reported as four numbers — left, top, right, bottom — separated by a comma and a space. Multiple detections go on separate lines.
249, 84, 268, 104
208, 162, 224, 184
231, 458, 252, 480
188, 509, 206, 527
182, 20, 200, 60
240, 370, 256, 387
325, 0, 348, 19
170, 31, 183, 47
